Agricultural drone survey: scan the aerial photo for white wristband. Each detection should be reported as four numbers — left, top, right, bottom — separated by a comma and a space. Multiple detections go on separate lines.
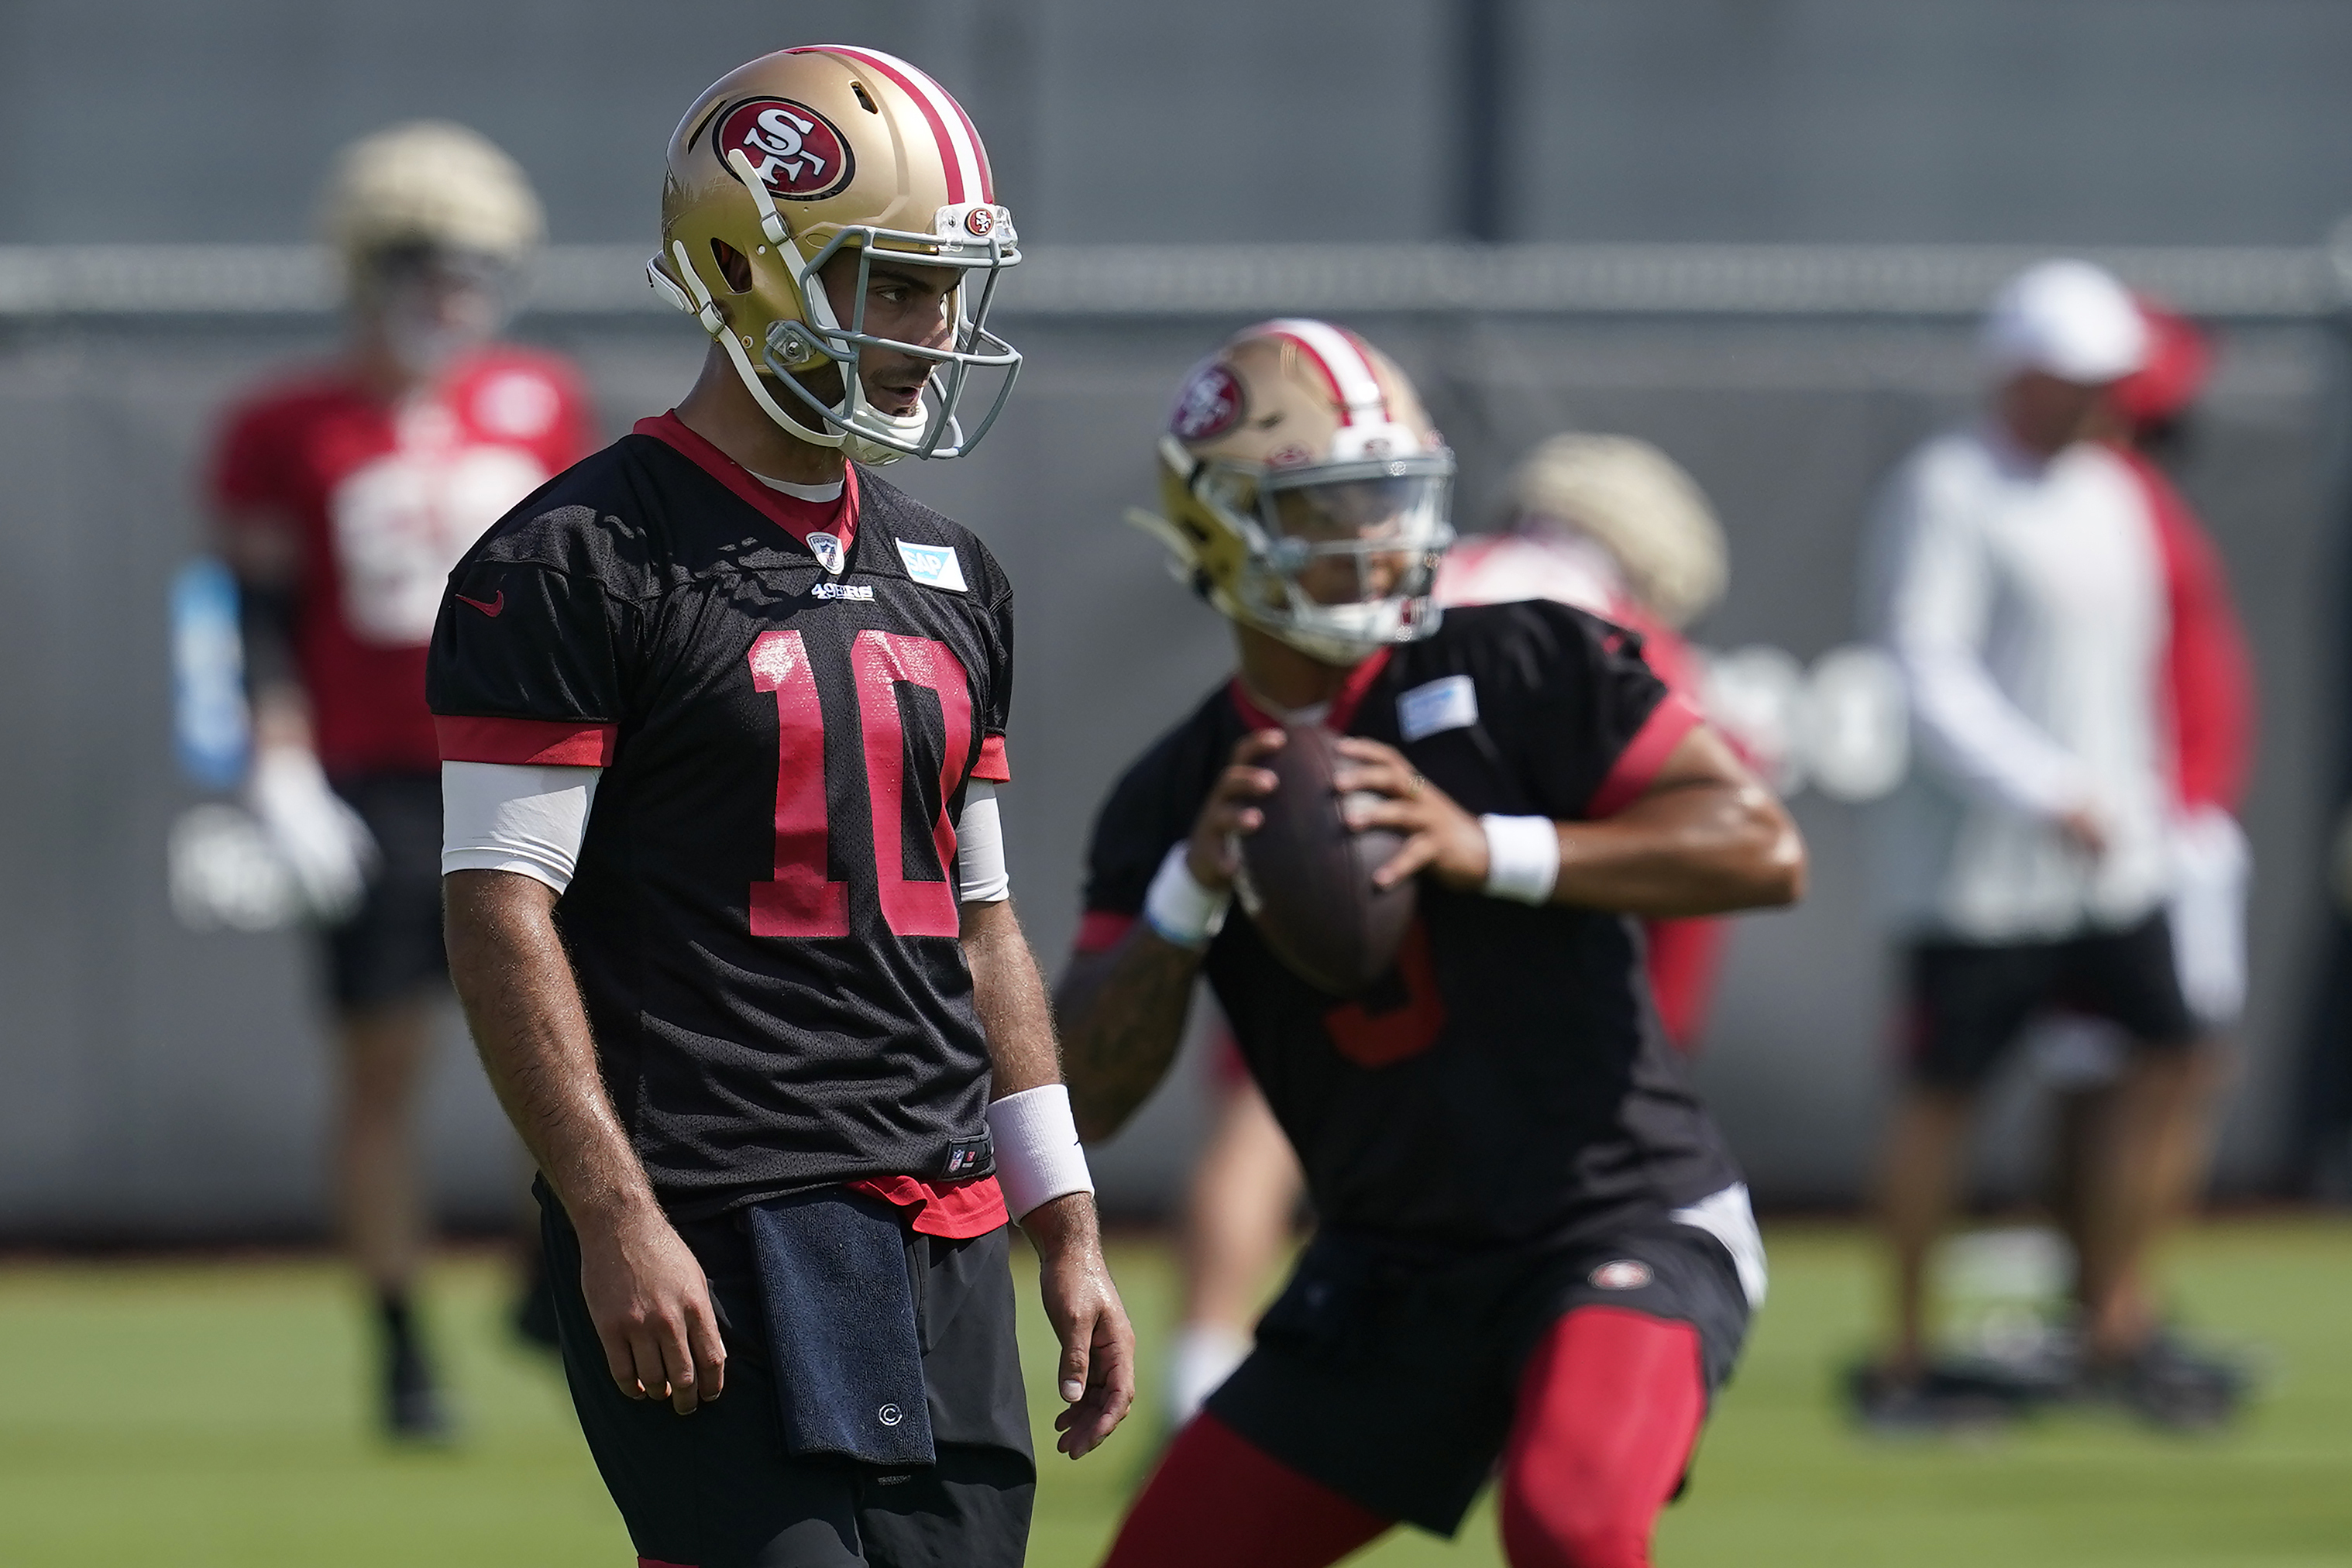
985, 1084, 1095, 1219
1143, 842, 1231, 951
1480, 814, 1560, 904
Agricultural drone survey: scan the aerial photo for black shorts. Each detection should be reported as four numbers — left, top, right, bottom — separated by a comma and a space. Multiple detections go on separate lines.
320, 771, 448, 1014
1905, 911, 2200, 1090
1205, 1219, 1752, 1535
538, 1184, 1033, 1568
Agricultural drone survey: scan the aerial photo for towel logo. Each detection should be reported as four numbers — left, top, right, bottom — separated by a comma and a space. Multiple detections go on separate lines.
1590, 1260, 1652, 1291
877, 1403, 904, 1427
896, 540, 968, 593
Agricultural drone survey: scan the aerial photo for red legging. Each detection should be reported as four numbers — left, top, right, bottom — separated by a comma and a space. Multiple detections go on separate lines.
1101, 1306, 1704, 1568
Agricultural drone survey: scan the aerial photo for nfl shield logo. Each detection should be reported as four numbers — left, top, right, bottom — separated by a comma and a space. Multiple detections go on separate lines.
808, 532, 844, 576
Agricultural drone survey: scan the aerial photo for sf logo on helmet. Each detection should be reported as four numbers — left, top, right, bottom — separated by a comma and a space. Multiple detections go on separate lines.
1171, 363, 1244, 442
718, 98, 854, 199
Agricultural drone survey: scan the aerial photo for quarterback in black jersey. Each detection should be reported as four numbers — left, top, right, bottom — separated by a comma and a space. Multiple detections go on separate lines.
1060, 322, 1804, 1568
428, 48, 1130, 1568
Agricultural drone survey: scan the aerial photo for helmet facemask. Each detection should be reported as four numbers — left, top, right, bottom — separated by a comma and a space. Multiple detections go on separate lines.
1177, 435, 1456, 665
361, 242, 521, 379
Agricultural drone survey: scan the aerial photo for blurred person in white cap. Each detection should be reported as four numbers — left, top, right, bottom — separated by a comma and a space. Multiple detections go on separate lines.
1855, 260, 2243, 1429
1153, 432, 1742, 1439
206, 121, 593, 1439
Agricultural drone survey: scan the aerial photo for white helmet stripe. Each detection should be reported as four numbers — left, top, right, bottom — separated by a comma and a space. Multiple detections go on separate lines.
817, 45, 988, 207
1262, 317, 1389, 426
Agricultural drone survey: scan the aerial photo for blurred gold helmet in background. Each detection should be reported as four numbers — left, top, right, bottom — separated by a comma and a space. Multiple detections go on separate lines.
319, 121, 543, 291
1134, 318, 1456, 665
1508, 433, 1728, 629
648, 45, 1020, 463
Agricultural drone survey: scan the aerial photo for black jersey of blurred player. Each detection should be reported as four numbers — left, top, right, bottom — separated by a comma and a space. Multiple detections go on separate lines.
428, 414, 1014, 1220
1082, 601, 1742, 1251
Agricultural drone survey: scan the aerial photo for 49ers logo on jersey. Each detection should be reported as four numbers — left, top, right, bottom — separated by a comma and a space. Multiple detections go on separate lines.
717, 98, 854, 200
1171, 363, 1245, 442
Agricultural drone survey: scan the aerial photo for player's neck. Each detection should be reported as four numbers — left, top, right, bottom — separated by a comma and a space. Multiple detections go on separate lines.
676, 344, 847, 487
1234, 624, 1359, 714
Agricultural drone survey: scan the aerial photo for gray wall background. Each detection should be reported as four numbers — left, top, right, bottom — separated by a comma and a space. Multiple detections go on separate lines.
0, 0, 2347, 1236
8, 0, 2352, 249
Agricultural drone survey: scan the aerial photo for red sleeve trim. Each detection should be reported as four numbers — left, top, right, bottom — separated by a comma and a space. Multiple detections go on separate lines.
972, 734, 1012, 782
1075, 910, 1137, 956
848, 1174, 1009, 1239
435, 715, 617, 767
1586, 693, 1702, 818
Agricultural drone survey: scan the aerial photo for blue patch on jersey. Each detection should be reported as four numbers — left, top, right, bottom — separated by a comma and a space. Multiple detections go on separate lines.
896, 541, 968, 593
1397, 674, 1479, 741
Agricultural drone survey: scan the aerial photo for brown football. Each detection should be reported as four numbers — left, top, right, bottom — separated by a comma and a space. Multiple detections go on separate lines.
1237, 725, 1418, 995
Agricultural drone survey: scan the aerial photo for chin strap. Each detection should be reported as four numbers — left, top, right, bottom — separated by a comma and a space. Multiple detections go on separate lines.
668, 239, 847, 451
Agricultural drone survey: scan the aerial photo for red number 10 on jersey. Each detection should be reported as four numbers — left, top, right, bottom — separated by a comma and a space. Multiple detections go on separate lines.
746, 628, 973, 940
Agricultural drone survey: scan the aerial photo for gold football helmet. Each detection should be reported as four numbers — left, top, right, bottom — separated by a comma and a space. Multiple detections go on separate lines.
1132, 320, 1455, 665
647, 45, 1020, 462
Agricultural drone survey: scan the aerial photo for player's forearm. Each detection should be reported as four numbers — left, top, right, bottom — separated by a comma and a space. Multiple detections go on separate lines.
961, 898, 1063, 1098
1552, 779, 1806, 916
1054, 932, 1199, 1143
443, 868, 661, 1229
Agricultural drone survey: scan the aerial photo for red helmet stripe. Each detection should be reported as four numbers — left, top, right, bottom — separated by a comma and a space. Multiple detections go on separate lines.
942, 81, 995, 204
812, 45, 982, 208
1258, 317, 1390, 426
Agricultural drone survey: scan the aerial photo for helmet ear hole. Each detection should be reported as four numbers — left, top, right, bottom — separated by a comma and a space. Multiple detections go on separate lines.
710, 238, 754, 294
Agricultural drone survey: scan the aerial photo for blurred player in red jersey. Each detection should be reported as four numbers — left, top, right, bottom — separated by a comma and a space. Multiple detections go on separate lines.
207, 122, 593, 1438
1160, 433, 1738, 1431
1066, 321, 1800, 1568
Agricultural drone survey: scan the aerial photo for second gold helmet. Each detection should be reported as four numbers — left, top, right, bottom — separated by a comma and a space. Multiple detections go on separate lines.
1133, 320, 1456, 665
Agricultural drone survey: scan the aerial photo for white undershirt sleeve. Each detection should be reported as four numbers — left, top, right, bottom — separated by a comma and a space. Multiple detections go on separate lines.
442, 761, 602, 893
956, 779, 1011, 903
441, 764, 1006, 902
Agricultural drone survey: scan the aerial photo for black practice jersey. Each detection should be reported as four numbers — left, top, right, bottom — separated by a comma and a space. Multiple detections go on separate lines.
1082, 601, 1744, 1252
428, 414, 1013, 1219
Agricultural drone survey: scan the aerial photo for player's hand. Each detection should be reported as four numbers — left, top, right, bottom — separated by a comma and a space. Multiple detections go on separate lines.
2057, 801, 2110, 860
247, 744, 380, 920
1021, 1192, 1136, 1459
1185, 729, 1286, 892
1333, 736, 1491, 892
573, 1201, 727, 1415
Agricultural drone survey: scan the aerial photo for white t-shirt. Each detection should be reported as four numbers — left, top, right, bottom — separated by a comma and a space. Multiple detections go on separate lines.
1862, 423, 2171, 941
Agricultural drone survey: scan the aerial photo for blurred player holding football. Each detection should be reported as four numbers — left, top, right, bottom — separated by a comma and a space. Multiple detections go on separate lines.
1161, 431, 1745, 1432
1059, 321, 1804, 1568
208, 122, 592, 1438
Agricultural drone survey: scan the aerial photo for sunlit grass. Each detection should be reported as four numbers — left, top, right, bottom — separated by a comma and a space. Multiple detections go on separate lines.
0, 1219, 2346, 1565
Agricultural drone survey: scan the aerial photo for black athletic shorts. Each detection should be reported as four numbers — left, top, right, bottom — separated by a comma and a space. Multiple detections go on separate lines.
538, 1183, 1034, 1568
1205, 1218, 1752, 1535
1904, 910, 2201, 1091
320, 771, 447, 1013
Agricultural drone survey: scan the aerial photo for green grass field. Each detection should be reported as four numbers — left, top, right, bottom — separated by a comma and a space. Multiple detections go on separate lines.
2, 1219, 2347, 1566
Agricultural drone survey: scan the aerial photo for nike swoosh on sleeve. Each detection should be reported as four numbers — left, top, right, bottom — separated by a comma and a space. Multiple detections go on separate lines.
455, 590, 505, 617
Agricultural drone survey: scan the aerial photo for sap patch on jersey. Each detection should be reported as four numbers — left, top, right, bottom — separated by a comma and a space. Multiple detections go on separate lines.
1397, 673, 1479, 741
898, 540, 969, 593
